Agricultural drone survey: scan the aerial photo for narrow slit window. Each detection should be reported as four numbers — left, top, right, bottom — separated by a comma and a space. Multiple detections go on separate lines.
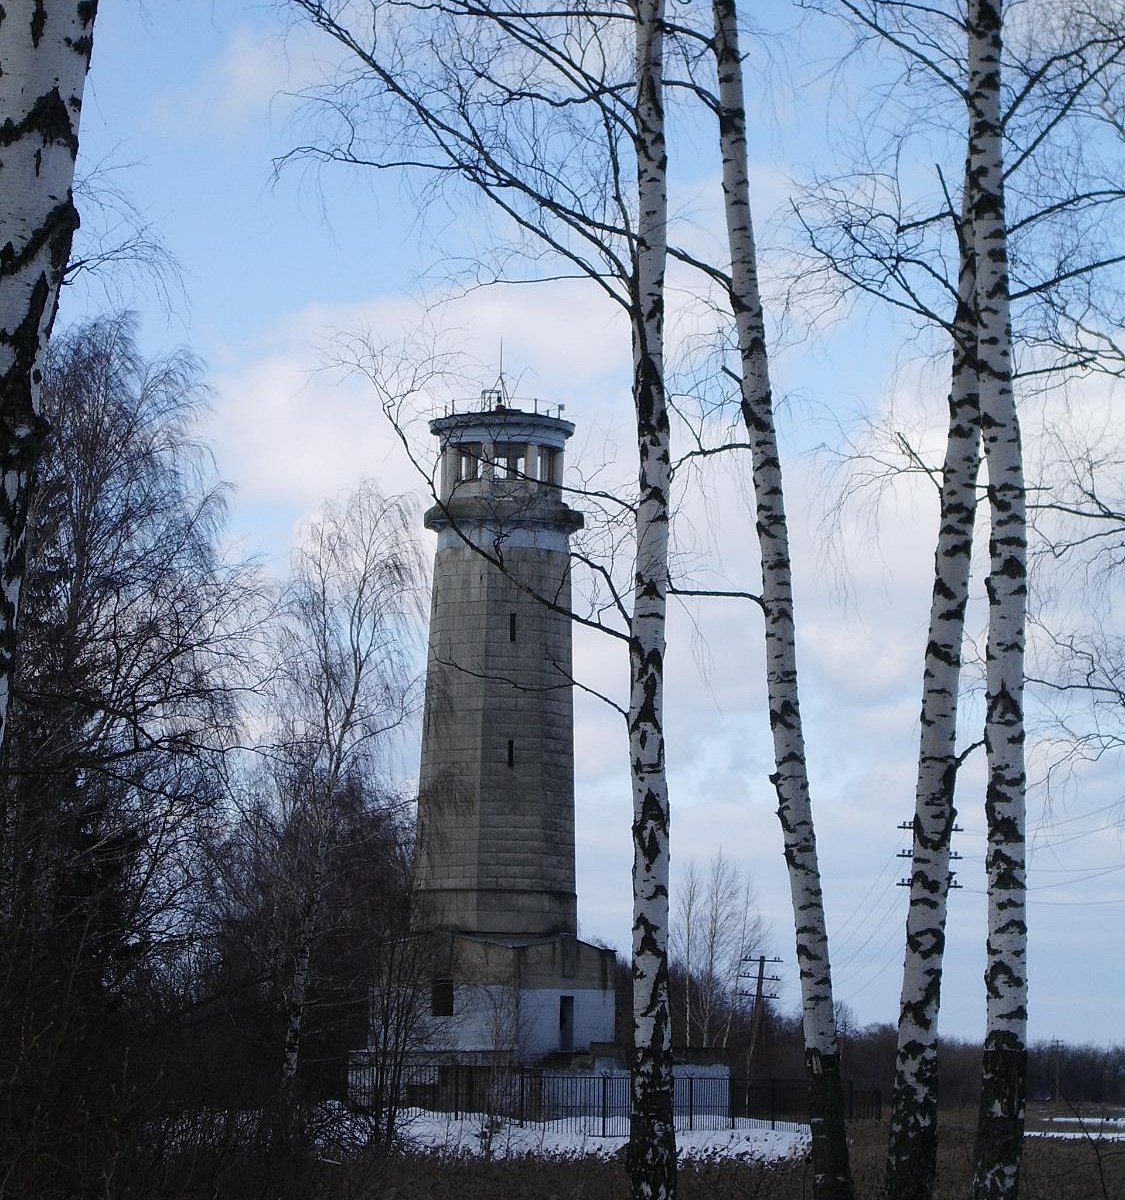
509, 612, 517, 642
507, 739, 515, 768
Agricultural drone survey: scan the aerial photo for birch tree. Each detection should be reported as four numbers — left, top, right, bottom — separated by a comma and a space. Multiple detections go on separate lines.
284, 4, 681, 1191
789, 5, 1121, 1196
886, 188, 981, 1200
966, 4, 1028, 1195
0, 0, 98, 752
707, 3, 851, 1193
671, 852, 766, 1049
626, 4, 676, 1193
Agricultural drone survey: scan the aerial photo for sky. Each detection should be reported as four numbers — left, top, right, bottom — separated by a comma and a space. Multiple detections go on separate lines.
61, 1, 1124, 1048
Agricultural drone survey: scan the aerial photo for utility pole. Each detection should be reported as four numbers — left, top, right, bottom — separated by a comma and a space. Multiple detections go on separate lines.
738, 954, 781, 1079
896, 819, 964, 888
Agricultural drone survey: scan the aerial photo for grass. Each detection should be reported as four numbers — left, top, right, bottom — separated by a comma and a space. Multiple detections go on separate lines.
371, 1113, 1123, 1200
119, 1112, 1125, 1200
840, 1111, 1124, 1200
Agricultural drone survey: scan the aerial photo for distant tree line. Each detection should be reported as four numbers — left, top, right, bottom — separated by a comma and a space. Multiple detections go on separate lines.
648, 972, 1125, 1115
646, 854, 1125, 1112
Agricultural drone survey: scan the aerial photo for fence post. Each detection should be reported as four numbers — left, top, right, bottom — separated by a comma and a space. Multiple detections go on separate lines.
519, 1068, 526, 1127
688, 1075, 694, 1132
601, 1073, 608, 1138
769, 1078, 776, 1131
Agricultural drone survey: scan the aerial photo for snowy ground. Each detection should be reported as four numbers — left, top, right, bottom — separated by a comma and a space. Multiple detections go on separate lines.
1038, 1115, 1124, 1125
392, 1109, 811, 1161
1026, 1113, 1125, 1141
1026, 1130, 1125, 1141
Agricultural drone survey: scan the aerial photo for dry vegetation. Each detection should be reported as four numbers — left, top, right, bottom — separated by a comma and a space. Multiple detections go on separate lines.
119, 1112, 1122, 1200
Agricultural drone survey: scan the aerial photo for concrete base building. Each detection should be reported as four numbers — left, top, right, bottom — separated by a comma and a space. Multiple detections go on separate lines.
409, 395, 615, 1065
426, 931, 615, 1063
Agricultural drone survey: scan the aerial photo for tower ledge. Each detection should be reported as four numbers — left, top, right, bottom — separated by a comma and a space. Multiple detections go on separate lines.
424, 491, 583, 537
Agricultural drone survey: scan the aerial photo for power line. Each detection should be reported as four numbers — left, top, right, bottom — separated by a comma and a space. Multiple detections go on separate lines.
831, 844, 906, 953
961, 864, 1125, 893
954, 799, 1125, 838
833, 888, 906, 980
1031, 821, 1125, 850
1032, 799, 1125, 828
1023, 862, 1125, 874
837, 916, 907, 996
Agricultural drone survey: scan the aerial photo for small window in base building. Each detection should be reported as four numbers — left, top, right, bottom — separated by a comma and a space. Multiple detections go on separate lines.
507, 739, 515, 767
431, 978, 454, 1017
509, 612, 517, 642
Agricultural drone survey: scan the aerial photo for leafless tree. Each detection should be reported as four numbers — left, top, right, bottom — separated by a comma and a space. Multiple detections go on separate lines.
0, 312, 264, 1195
671, 852, 767, 1050
66, 163, 184, 315
700, 3, 856, 1189
788, 4, 1124, 1197
1025, 428, 1125, 779
242, 482, 425, 1147
363, 940, 430, 1137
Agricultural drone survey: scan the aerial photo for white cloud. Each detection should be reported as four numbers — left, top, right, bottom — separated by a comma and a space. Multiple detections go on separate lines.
204, 283, 630, 555
148, 21, 335, 141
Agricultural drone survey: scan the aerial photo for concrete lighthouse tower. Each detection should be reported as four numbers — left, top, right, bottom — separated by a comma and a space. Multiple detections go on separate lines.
412, 390, 615, 1064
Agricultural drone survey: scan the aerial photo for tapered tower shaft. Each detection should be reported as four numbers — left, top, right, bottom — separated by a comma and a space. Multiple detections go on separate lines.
413, 402, 583, 938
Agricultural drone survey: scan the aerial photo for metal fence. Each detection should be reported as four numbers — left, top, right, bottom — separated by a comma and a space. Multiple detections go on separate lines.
350, 1063, 881, 1137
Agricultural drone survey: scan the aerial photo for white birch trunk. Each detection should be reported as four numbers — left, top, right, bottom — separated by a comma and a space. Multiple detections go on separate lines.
966, 4, 1028, 1197
710, 1, 851, 1195
886, 188, 981, 1200
0, 1, 96, 749
627, 0, 675, 1195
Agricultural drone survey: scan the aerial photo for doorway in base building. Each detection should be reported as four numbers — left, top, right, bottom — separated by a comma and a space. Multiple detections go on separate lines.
559, 995, 574, 1052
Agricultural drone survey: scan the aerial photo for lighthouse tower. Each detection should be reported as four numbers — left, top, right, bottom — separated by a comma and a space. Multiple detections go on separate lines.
412, 391, 615, 1064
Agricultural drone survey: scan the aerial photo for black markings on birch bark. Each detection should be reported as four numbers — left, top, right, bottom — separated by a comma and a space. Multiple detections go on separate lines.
710, 1, 851, 1195
966, 4, 1029, 1198
0, 1, 97, 754
627, 2, 676, 1197
886, 181, 981, 1200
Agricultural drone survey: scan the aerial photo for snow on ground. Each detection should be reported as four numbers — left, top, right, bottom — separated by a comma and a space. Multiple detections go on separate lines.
1027, 1113, 1125, 1140
1026, 1130, 1125, 1141
1039, 1115, 1125, 1126
394, 1109, 810, 1161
